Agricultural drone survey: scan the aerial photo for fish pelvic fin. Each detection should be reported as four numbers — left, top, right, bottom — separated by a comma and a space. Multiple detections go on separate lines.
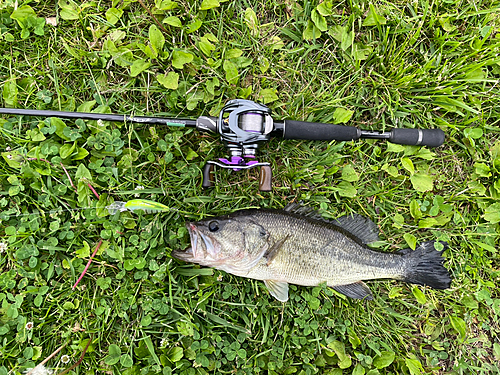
402, 241, 451, 290
332, 281, 374, 300
264, 280, 289, 302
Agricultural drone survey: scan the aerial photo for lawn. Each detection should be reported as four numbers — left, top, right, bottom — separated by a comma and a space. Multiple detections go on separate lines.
0, 0, 499, 374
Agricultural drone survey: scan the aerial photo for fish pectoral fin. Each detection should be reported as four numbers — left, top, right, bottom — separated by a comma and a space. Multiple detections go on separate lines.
332, 281, 373, 300
264, 235, 289, 265
264, 280, 289, 302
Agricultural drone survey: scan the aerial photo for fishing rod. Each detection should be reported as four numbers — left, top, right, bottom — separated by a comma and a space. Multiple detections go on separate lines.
0, 99, 445, 191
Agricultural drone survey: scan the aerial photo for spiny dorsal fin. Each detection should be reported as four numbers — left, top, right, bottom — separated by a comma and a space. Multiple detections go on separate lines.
285, 203, 379, 244
284, 203, 323, 220
332, 281, 374, 300
264, 280, 289, 302
332, 214, 379, 244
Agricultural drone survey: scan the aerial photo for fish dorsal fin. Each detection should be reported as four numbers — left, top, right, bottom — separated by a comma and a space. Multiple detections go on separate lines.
332, 214, 379, 244
285, 203, 379, 244
264, 280, 289, 302
284, 203, 324, 221
332, 282, 373, 300
396, 248, 412, 256
264, 235, 290, 265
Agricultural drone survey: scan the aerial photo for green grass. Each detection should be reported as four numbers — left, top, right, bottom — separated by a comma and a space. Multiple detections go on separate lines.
1, 0, 500, 374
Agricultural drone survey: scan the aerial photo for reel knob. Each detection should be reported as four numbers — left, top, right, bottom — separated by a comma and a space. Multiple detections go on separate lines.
202, 164, 215, 188
259, 166, 272, 192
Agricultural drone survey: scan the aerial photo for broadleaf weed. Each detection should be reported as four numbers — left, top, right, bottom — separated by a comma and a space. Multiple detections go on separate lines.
0, 0, 499, 374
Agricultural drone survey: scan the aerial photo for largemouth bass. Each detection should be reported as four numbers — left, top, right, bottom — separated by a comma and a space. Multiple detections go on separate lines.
172, 206, 451, 302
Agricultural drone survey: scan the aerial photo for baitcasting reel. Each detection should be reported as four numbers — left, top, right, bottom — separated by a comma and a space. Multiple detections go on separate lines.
200, 99, 274, 191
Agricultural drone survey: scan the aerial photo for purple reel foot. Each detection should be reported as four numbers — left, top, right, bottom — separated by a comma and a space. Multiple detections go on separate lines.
218, 156, 259, 171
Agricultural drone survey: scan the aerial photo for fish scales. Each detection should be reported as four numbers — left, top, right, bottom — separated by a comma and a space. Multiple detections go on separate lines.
244, 210, 405, 286
172, 207, 451, 302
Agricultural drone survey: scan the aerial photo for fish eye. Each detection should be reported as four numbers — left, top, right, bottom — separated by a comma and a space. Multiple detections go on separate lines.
208, 221, 219, 232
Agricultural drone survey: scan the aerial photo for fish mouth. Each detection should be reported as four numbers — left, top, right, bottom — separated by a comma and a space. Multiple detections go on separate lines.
171, 246, 193, 261
171, 223, 219, 263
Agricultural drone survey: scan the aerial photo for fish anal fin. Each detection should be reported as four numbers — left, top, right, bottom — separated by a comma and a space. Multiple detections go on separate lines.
264, 280, 289, 302
264, 235, 289, 265
332, 281, 373, 300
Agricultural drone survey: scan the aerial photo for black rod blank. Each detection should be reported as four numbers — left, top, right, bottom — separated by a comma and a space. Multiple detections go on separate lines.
0, 108, 197, 127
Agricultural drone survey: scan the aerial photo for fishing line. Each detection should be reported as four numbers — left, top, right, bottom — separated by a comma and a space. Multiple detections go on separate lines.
2, 199, 176, 218
5, 207, 87, 217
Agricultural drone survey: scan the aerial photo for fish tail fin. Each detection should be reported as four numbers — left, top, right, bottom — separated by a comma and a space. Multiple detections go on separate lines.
401, 241, 451, 290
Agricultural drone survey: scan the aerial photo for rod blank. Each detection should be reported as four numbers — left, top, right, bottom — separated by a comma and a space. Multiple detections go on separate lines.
0, 108, 196, 127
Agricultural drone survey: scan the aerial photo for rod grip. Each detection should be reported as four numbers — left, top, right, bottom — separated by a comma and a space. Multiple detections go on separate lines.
283, 120, 361, 141
389, 128, 445, 148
